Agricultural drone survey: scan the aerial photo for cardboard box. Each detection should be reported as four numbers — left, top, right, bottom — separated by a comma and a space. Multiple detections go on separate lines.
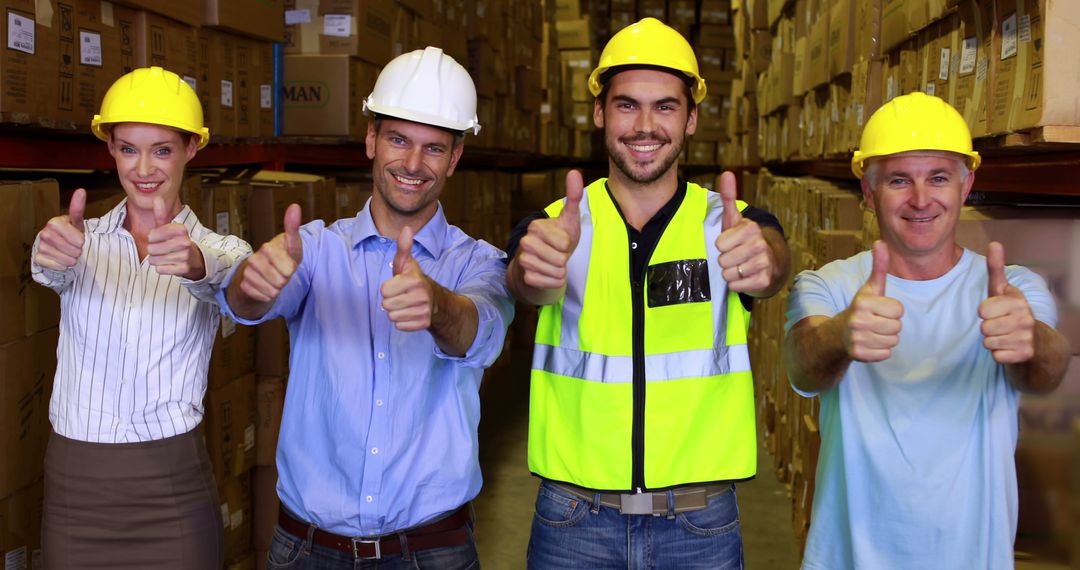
203, 0, 284, 42
0, 330, 56, 498
335, 181, 372, 220
0, 479, 44, 567
255, 377, 284, 466
828, 0, 856, 79
205, 373, 256, 483
235, 39, 255, 138
252, 465, 279, 552
198, 28, 237, 138
0, 180, 60, 344
255, 319, 289, 378
814, 229, 861, 262
113, 0, 200, 26
281, 54, 371, 137
805, 16, 829, 90
993, 0, 1080, 134
554, 0, 580, 20
952, 0, 991, 136
283, 0, 320, 54
854, 0, 882, 61
133, 10, 198, 82
251, 171, 337, 223
554, 17, 591, 50
255, 41, 274, 137
49, 0, 129, 128
0, 1, 60, 125
218, 471, 253, 563
319, 0, 396, 65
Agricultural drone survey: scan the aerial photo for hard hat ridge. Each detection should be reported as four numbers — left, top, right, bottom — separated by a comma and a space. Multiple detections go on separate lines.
363, 46, 481, 135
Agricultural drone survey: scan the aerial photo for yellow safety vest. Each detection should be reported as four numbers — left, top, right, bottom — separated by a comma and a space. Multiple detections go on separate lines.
528, 179, 756, 491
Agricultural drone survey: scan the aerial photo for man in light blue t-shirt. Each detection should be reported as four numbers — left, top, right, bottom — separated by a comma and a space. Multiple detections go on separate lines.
783, 92, 1070, 569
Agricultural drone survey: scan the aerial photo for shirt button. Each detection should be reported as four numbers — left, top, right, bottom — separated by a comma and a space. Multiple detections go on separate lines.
377, 352, 385, 359
631, 242, 638, 250
376, 400, 384, 406
371, 447, 379, 455
366, 495, 373, 503
388, 262, 393, 268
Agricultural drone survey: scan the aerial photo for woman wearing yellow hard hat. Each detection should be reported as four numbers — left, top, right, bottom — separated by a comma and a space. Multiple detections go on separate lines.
31, 66, 251, 569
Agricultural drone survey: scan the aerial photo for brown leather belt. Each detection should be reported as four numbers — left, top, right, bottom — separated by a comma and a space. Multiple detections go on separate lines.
277, 504, 471, 560
550, 481, 734, 516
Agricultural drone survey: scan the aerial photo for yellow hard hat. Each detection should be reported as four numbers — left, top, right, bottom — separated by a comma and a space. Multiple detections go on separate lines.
588, 18, 707, 104
91, 66, 210, 149
852, 92, 979, 178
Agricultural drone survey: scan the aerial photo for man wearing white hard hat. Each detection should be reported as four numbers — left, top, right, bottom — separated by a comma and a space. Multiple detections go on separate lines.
218, 47, 514, 568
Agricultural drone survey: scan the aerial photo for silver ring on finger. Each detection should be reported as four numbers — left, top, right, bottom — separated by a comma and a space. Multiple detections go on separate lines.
736, 264, 745, 278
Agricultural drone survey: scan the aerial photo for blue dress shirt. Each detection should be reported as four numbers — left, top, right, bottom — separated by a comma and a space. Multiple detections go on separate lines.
218, 201, 514, 536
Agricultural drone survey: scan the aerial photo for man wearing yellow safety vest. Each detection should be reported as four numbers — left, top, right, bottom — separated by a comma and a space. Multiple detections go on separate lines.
784, 93, 1069, 568
506, 18, 792, 568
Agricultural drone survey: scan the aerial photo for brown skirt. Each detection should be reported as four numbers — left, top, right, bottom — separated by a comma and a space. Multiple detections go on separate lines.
42, 428, 224, 570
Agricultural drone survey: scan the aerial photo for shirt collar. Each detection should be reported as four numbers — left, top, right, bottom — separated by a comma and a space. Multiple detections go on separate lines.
603, 178, 688, 229
349, 198, 447, 259
93, 198, 198, 235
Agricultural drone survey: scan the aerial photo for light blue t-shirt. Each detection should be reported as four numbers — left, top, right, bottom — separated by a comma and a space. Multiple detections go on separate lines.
785, 248, 1057, 570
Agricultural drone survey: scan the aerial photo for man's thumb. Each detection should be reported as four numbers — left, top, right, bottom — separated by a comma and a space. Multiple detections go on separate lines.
719, 171, 741, 230
283, 203, 303, 260
986, 241, 1008, 297
867, 240, 889, 295
69, 188, 86, 232
560, 170, 583, 233
153, 197, 170, 228
393, 226, 415, 275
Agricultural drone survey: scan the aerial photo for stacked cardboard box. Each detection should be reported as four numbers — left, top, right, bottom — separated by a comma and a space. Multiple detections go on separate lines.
0, 180, 59, 568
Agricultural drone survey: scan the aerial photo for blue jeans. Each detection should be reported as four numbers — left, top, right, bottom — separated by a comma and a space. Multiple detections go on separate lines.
266, 520, 480, 570
527, 481, 744, 570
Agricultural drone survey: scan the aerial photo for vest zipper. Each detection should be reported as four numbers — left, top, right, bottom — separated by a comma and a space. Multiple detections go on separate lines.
630, 232, 663, 492
631, 279, 646, 492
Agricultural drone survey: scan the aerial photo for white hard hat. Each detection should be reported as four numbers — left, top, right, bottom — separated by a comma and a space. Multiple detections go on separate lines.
363, 46, 481, 135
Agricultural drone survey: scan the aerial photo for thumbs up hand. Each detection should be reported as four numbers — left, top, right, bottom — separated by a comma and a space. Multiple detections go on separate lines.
714, 171, 775, 294
236, 204, 303, 304
147, 197, 205, 279
841, 241, 904, 362
381, 226, 436, 332
34, 188, 88, 271
516, 170, 584, 291
979, 242, 1036, 364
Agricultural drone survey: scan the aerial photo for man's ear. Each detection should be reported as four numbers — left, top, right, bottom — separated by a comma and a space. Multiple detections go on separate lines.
593, 97, 604, 129
860, 177, 875, 211
365, 122, 377, 160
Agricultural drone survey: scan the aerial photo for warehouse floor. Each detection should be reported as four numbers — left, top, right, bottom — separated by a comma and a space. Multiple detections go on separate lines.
473, 344, 802, 569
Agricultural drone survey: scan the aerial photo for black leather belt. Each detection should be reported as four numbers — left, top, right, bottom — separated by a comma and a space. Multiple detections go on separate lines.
277, 505, 471, 559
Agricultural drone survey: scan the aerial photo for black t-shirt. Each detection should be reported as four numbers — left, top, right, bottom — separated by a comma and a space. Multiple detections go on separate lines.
504, 179, 785, 311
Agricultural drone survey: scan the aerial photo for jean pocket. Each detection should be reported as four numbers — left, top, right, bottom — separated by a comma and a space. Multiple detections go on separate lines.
532, 484, 589, 528
266, 525, 304, 568
677, 488, 741, 537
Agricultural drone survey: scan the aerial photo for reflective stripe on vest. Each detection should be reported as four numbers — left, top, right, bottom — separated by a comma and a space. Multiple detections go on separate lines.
528, 179, 757, 491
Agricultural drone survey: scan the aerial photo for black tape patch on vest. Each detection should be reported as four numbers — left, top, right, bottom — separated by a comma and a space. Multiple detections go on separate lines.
646, 259, 712, 308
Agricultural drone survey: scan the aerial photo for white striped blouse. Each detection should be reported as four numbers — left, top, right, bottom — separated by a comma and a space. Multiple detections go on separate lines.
31, 200, 252, 443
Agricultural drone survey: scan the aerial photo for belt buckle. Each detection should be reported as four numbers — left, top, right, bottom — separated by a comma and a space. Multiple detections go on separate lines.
619, 492, 655, 515
352, 537, 381, 560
